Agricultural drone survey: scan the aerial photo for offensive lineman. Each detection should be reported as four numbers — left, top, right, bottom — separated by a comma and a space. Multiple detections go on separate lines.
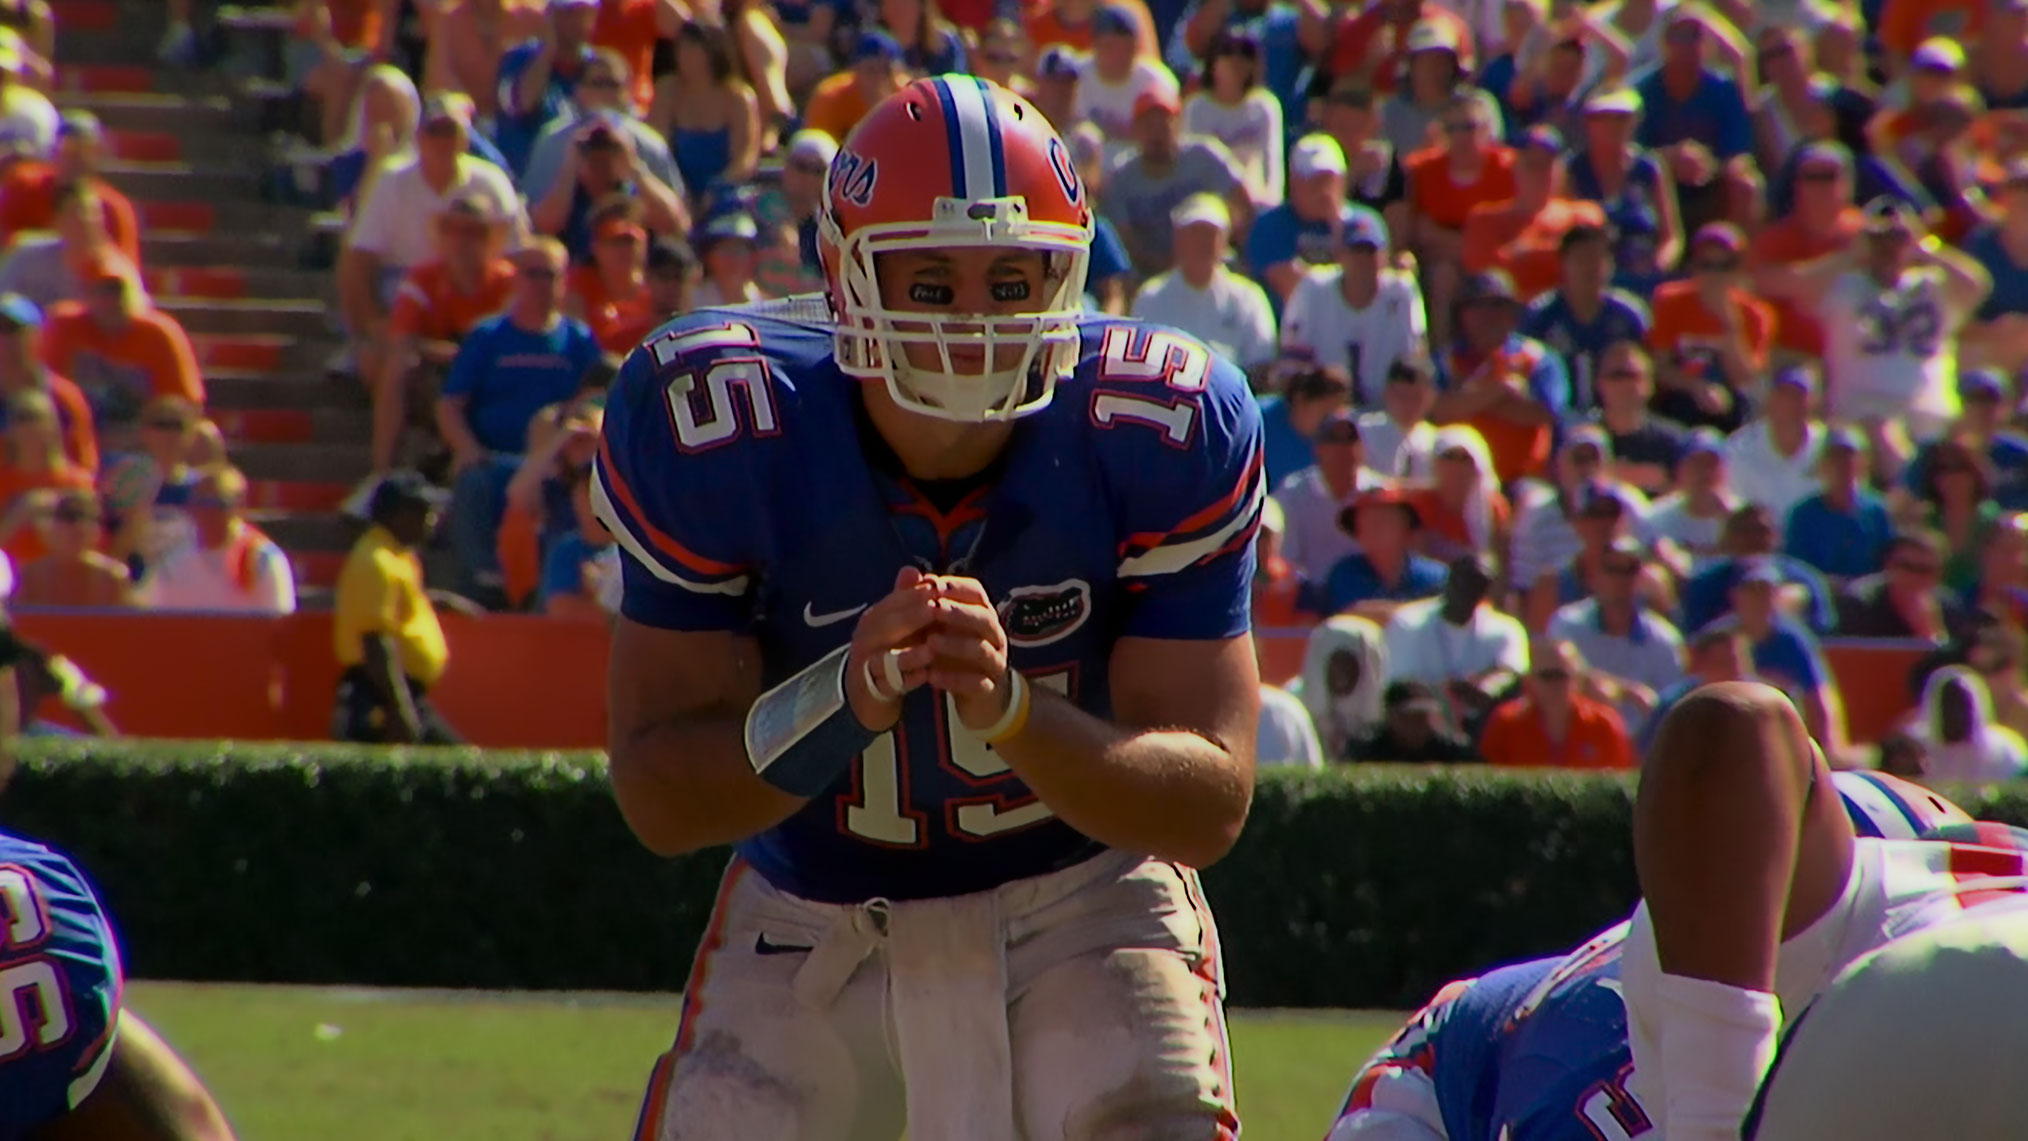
596, 77, 1265, 1139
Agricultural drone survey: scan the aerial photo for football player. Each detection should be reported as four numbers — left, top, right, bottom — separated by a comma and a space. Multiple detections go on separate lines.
1324, 768, 1972, 1141
1624, 682, 2028, 1141
0, 826, 235, 1140
596, 77, 1263, 1140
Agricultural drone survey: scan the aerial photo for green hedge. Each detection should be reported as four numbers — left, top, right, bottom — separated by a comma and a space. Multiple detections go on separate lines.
6, 742, 2027, 1010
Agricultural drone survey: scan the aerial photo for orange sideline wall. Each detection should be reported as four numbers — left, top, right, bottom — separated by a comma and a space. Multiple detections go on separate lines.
12, 614, 1931, 750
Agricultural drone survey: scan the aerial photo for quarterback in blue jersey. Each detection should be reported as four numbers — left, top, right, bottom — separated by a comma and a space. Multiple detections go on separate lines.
0, 826, 234, 1141
596, 76, 1263, 1140
1325, 768, 1975, 1141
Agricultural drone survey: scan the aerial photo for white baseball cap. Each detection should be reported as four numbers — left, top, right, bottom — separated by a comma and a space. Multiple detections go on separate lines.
1290, 133, 1347, 179
1171, 192, 1231, 232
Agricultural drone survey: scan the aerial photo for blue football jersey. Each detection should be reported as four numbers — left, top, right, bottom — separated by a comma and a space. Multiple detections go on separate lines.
0, 830, 123, 1141
1341, 924, 1648, 1141
594, 299, 1265, 903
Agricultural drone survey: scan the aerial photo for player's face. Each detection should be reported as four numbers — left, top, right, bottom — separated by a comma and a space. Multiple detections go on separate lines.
876, 246, 1051, 379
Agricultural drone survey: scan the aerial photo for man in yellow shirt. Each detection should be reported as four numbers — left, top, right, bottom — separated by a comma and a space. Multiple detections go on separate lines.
332, 471, 461, 745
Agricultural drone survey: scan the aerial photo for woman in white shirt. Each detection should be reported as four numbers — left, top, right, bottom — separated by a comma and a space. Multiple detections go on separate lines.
136, 464, 296, 616
1910, 665, 2028, 784
1179, 29, 1284, 207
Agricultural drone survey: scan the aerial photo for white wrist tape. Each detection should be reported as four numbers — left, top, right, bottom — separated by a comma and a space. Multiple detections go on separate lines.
1655, 972, 1783, 1141
862, 649, 907, 704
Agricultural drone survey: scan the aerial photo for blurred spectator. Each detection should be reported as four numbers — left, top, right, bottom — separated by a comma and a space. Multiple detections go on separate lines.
495, 0, 604, 176
422, 0, 548, 124
1748, 141, 1862, 366
1259, 682, 1327, 767
1102, 88, 1249, 277
1403, 422, 1507, 566
1509, 427, 1646, 589
1324, 0, 1476, 98
1915, 435, 2006, 596
1131, 193, 1278, 369
1784, 425, 1892, 582
0, 181, 143, 314
1258, 357, 1350, 485
1028, 0, 1163, 59
36, 269, 202, 452
1246, 132, 1351, 303
1276, 405, 1385, 584
1876, 729, 1931, 780
1909, 665, 2028, 783
527, 48, 682, 204
1497, 11, 1635, 141
693, 212, 764, 307
1588, 341, 1686, 496
754, 129, 832, 299
502, 381, 608, 608
1076, 5, 1179, 166
9, 641, 115, 739
1345, 678, 1479, 762
565, 196, 654, 352
1381, 19, 1467, 160
0, 38, 54, 156
339, 95, 520, 387
1431, 268, 1568, 485
0, 1, 52, 80
611, 236, 697, 346
1523, 482, 1668, 630
1280, 205, 1426, 403
1645, 427, 1736, 570
1550, 536, 1686, 739
1968, 513, 2028, 630
1712, 556, 1845, 744
1835, 529, 1966, 643
1640, 624, 1755, 752
0, 294, 93, 472
1969, 625, 2028, 740
438, 238, 602, 604
333, 473, 461, 746
1462, 125, 1605, 301
0, 111, 136, 263
1521, 224, 1653, 411
1296, 613, 1389, 759
135, 465, 295, 616
531, 111, 689, 266
1644, 221, 1771, 432
536, 459, 616, 619
11, 487, 129, 608
1385, 552, 1528, 722
103, 395, 228, 576
288, 0, 397, 145
973, 20, 1033, 97
1749, 27, 1832, 174
779, 0, 845, 93
1477, 636, 1635, 768
321, 65, 420, 215
1031, 44, 1084, 131
1315, 80, 1410, 238
1174, 0, 1308, 117
803, 31, 911, 143
0, 387, 85, 563
1724, 362, 1825, 525
356, 187, 517, 512
1404, 90, 1515, 344
1358, 354, 1439, 477
1252, 497, 1318, 625
1183, 30, 1285, 206
589, 0, 690, 115
1901, 369, 2028, 512
646, 22, 761, 202
1680, 502, 1836, 634
1962, 158, 2028, 376
1323, 486, 1448, 617
1564, 86, 1681, 294
1632, 8, 1758, 231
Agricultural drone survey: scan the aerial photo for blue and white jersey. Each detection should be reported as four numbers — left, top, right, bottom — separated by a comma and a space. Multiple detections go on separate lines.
0, 830, 122, 1141
595, 298, 1265, 903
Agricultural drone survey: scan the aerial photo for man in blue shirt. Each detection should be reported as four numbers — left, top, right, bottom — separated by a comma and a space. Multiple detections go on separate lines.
1785, 425, 1894, 582
494, 0, 601, 177
1320, 487, 1447, 616
1246, 133, 1353, 307
1521, 224, 1652, 410
440, 238, 606, 605
1902, 369, 2028, 510
1632, 8, 1758, 231
1705, 557, 1845, 745
1258, 357, 1352, 486
1681, 503, 1838, 634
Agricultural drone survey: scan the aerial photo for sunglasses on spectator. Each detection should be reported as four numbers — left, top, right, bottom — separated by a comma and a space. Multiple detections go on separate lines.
1534, 668, 1573, 683
789, 159, 829, 176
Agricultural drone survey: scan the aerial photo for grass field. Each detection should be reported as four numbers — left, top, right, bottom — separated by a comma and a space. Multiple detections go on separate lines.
127, 982, 1400, 1139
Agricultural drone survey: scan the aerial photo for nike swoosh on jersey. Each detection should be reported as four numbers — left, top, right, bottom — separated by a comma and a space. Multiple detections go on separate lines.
804, 602, 868, 627
755, 933, 813, 956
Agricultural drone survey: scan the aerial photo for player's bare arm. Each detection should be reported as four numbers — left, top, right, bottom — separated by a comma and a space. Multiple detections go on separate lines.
927, 576, 1259, 868
28, 1012, 235, 1141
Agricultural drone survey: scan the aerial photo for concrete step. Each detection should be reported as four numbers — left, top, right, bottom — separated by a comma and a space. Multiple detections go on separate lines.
147, 265, 334, 303
143, 230, 304, 269
192, 333, 337, 376
105, 127, 284, 167
56, 92, 237, 136
253, 510, 359, 553
213, 406, 371, 445
51, 0, 123, 33
101, 162, 264, 201
245, 478, 349, 513
232, 440, 371, 484
162, 298, 331, 339
206, 369, 367, 412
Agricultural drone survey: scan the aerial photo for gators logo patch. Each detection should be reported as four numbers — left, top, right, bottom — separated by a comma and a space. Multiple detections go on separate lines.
998, 579, 1092, 648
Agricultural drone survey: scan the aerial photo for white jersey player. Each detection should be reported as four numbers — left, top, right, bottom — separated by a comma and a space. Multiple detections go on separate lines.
1279, 205, 1426, 407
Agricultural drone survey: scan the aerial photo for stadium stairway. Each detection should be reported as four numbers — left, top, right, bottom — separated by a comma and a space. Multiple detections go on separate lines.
54, 0, 382, 600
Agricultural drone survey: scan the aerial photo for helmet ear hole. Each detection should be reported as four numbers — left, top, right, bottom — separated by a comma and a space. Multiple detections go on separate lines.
906, 101, 924, 121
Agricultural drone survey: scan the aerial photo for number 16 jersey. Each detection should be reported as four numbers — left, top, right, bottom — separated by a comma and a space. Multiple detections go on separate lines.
593, 299, 1266, 904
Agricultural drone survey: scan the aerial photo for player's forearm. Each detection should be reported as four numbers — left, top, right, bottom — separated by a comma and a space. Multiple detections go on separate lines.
995, 689, 1252, 868
609, 712, 803, 856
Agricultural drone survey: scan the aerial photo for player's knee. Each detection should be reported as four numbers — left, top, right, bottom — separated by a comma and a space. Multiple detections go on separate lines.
1645, 681, 1806, 783
649, 1034, 807, 1141
1325, 1111, 1448, 1141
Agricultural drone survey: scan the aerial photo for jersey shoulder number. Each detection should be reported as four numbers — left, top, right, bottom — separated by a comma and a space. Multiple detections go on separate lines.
0, 838, 122, 1134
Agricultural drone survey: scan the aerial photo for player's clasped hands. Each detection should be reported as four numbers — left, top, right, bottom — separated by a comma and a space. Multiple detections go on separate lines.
847, 567, 1014, 734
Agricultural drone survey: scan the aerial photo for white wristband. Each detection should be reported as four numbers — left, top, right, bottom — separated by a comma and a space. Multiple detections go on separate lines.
862, 649, 906, 703
977, 668, 1028, 741
1655, 972, 1783, 1141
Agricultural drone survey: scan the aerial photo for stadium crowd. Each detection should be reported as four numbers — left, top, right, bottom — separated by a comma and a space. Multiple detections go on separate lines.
0, 0, 2022, 761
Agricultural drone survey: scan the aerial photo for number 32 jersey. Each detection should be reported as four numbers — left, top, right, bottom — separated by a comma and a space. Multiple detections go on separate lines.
0, 830, 123, 1141
594, 299, 1266, 904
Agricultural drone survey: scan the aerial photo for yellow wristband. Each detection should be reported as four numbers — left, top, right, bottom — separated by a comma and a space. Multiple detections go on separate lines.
980, 669, 1032, 746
